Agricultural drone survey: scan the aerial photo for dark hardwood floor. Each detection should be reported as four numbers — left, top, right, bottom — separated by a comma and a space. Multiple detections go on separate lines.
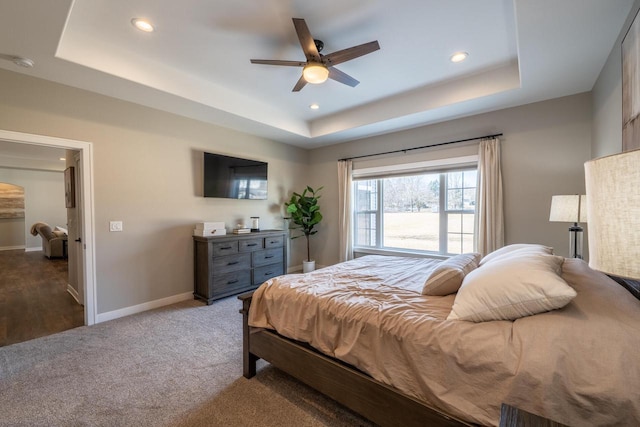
0, 249, 84, 347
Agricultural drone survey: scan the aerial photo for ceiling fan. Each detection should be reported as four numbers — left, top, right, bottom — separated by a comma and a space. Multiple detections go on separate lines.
250, 18, 380, 92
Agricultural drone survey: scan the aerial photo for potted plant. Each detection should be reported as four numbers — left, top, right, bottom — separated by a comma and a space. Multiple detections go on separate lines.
285, 186, 323, 273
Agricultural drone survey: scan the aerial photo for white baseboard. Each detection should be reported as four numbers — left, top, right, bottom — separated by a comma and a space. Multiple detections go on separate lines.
25, 247, 41, 252
287, 264, 326, 273
67, 284, 81, 304
0, 245, 26, 251
95, 291, 194, 324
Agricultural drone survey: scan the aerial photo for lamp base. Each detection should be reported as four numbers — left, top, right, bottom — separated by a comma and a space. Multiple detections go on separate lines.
569, 223, 583, 259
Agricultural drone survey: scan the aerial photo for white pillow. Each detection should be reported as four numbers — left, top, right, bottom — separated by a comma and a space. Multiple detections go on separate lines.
479, 243, 553, 266
54, 226, 68, 235
422, 253, 481, 296
447, 253, 576, 322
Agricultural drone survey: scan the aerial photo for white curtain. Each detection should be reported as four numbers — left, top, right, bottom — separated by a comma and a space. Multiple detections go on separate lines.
337, 159, 353, 262
475, 137, 504, 256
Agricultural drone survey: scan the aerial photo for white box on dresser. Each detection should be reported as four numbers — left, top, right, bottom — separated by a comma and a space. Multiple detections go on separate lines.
193, 228, 226, 237
195, 221, 225, 230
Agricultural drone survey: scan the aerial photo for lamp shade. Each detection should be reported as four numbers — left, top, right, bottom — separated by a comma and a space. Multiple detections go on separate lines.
302, 63, 329, 84
584, 149, 640, 279
549, 195, 587, 223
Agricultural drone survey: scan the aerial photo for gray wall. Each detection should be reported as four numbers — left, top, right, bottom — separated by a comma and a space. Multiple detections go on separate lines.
0, 217, 24, 249
0, 167, 66, 250
308, 93, 592, 265
592, 0, 640, 157
0, 68, 308, 314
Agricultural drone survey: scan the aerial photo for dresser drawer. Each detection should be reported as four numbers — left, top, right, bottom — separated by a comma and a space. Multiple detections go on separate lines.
252, 248, 284, 267
253, 263, 284, 285
212, 241, 238, 256
265, 235, 285, 248
213, 270, 251, 294
212, 253, 250, 274
239, 238, 263, 252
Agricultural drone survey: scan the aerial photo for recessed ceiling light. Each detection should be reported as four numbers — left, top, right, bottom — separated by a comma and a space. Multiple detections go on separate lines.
131, 18, 154, 33
309, 104, 320, 110
59, 157, 66, 161
450, 52, 469, 63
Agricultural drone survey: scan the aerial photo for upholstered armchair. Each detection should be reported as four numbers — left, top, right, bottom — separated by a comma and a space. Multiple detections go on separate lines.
30, 222, 67, 258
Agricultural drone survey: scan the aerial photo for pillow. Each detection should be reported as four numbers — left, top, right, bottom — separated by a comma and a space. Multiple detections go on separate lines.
479, 243, 553, 266
422, 253, 481, 296
55, 226, 68, 235
447, 253, 576, 322
52, 230, 66, 238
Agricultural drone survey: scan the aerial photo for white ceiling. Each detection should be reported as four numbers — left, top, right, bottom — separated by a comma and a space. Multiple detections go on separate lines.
0, 140, 67, 172
0, 0, 634, 150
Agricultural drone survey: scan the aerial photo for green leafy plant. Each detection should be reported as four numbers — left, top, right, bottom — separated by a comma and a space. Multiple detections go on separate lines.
285, 186, 323, 262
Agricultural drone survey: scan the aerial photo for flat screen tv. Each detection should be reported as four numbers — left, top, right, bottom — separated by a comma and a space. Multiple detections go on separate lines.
203, 152, 268, 199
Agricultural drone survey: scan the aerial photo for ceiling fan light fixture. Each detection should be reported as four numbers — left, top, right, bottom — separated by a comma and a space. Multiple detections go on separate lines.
303, 63, 329, 84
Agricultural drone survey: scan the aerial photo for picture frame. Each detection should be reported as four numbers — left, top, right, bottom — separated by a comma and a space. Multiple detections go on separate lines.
622, 8, 640, 152
0, 183, 25, 219
65, 166, 75, 208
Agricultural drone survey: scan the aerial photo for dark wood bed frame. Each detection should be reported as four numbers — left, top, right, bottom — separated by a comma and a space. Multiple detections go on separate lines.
239, 291, 472, 427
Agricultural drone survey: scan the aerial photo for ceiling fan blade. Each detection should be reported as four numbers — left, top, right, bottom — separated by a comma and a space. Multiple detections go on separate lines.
328, 67, 359, 87
250, 59, 306, 67
292, 18, 320, 62
323, 41, 380, 67
292, 75, 308, 92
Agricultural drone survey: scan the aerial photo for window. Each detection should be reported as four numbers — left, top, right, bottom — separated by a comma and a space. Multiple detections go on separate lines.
353, 168, 477, 255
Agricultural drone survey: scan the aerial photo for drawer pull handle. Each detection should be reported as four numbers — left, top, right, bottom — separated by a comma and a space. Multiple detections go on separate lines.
270, 241, 278, 244
227, 279, 239, 284
265, 255, 274, 259
227, 261, 239, 265
264, 272, 273, 276
220, 246, 232, 250
247, 243, 258, 247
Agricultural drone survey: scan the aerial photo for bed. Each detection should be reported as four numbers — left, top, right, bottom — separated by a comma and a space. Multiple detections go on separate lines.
239, 248, 640, 426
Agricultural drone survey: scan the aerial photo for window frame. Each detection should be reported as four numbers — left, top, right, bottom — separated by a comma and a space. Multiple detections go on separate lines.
352, 165, 477, 257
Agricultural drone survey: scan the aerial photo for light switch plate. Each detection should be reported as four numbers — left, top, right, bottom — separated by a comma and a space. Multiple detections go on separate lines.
109, 221, 123, 232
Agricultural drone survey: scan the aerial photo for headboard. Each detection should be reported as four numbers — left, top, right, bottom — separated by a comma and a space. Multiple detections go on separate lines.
608, 275, 640, 301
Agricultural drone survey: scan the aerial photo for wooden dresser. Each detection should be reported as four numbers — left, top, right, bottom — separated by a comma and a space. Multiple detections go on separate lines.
193, 230, 287, 305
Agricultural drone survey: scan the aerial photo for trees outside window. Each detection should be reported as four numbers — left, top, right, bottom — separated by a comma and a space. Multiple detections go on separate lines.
353, 169, 476, 255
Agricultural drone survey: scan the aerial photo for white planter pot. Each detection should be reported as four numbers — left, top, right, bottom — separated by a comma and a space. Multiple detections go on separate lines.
302, 260, 316, 273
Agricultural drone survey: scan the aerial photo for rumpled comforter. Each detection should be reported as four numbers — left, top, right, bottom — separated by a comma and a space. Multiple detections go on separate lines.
248, 255, 640, 426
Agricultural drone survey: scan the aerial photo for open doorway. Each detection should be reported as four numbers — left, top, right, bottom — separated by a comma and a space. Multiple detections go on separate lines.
0, 129, 96, 329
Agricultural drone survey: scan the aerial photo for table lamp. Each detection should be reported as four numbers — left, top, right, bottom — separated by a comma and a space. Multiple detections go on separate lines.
549, 194, 587, 259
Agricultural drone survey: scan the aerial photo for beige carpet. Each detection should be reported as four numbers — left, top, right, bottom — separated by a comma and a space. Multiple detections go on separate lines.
0, 297, 373, 426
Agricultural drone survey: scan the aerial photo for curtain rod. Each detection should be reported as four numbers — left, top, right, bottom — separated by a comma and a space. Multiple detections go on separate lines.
338, 133, 503, 162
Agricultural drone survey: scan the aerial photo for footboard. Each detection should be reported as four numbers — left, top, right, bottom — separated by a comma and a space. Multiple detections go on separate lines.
238, 291, 471, 427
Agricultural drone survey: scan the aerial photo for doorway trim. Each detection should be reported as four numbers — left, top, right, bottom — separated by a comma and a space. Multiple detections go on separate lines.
0, 129, 96, 325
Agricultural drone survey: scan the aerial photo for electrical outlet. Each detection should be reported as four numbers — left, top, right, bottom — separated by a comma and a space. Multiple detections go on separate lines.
109, 221, 123, 232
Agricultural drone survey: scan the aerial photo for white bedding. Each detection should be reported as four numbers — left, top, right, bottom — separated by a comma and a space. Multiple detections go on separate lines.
248, 255, 640, 426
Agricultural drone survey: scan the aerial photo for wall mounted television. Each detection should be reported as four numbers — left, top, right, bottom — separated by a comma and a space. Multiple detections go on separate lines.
203, 152, 268, 199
